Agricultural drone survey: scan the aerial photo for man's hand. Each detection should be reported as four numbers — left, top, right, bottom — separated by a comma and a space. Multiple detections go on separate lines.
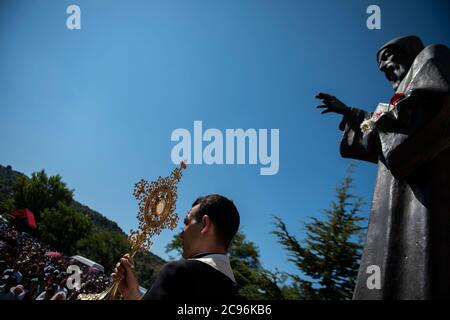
315, 92, 350, 116
111, 254, 142, 300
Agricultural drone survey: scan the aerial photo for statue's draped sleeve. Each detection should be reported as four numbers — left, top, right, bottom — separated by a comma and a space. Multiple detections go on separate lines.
339, 108, 381, 164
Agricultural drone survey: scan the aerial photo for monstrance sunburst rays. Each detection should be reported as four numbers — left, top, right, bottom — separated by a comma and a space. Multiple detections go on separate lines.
78, 161, 187, 300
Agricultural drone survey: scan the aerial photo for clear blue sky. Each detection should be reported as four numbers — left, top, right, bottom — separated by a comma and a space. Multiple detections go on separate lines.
1, 0, 449, 278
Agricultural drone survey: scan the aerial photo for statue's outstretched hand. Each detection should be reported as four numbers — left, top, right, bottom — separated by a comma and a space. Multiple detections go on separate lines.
315, 92, 350, 116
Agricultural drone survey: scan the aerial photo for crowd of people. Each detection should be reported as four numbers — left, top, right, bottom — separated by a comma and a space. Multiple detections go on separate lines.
0, 219, 112, 300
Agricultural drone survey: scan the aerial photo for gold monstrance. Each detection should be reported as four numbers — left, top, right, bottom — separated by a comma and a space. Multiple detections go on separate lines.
78, 161, 187, 300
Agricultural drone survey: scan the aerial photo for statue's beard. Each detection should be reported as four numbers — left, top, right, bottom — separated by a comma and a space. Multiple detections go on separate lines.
391, 78, 401, 90
385, 64, 408, 90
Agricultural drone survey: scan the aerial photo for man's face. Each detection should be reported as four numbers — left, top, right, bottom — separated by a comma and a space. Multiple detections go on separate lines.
378, 47, 411, 90
180, 204, 203, 259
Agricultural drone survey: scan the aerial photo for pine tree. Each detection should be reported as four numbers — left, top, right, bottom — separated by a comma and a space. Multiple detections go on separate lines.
272, 173, 366, 300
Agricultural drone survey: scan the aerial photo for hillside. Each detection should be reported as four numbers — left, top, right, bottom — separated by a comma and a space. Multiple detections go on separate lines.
0, 165, 23, 201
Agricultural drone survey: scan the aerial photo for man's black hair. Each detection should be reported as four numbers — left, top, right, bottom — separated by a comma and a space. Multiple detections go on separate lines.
192, 194, 240, 248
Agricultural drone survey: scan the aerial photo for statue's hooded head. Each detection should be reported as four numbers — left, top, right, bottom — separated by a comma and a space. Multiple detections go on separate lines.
377, 35, 425, 90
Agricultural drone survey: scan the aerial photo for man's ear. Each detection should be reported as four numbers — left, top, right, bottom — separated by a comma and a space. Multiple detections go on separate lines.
201, 215, 212, 234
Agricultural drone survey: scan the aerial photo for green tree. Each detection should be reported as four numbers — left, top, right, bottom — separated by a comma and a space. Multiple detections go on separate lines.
40, 202, 93, 255
0, 197, 15, 214
133, 251, 161, 289
76, 228, 131, 273
166, 231, 285, 300
13, 170, 73, 220
272, 174, 366, 300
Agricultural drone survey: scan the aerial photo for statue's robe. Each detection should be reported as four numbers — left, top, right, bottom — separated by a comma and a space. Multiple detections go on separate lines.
339, 44, 450, 299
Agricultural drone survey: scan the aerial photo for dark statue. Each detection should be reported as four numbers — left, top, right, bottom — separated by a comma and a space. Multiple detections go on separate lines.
316, 35, 450, 299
